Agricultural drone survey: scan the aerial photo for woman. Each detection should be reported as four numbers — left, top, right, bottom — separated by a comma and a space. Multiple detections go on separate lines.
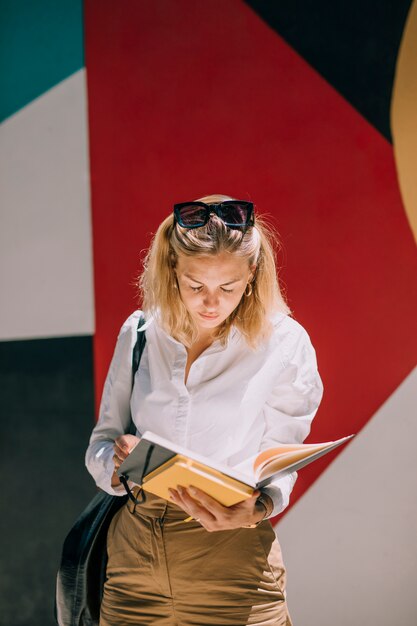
86, 194, 324, 625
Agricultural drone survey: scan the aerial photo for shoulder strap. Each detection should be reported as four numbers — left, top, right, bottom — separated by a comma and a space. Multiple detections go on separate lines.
128, 314, 147, 435
123, 313, 149, 496
132, 314, 147, 383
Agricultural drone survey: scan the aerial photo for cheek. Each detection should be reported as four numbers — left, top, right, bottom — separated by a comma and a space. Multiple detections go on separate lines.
225, 292, 245, 311
179, 289, 200, 307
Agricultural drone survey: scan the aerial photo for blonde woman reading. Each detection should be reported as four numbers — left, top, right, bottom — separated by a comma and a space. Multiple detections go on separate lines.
86, 194, 324, 625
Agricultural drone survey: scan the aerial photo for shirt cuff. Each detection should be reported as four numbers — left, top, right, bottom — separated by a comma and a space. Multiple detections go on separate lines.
261, 471, 298, 518
261, 484, 285, 518
87, 444, 127, 496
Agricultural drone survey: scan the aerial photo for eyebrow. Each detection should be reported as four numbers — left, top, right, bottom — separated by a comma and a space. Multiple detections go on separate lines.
184, 273, 242, 286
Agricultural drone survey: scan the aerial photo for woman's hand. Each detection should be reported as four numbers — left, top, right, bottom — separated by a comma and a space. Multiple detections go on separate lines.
112, 434, 140, 469
168, 485, 269, 531
110, 435, 140, 487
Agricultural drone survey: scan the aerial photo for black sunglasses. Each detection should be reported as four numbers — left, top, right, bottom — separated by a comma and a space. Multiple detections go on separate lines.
173, 200, 254, 230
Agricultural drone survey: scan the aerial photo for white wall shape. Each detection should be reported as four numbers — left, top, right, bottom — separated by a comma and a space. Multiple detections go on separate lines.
0, 69, 94, 340
275, 365, 417, 626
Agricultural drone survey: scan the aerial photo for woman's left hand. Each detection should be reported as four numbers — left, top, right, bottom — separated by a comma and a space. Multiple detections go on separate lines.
168, 485, 267, 531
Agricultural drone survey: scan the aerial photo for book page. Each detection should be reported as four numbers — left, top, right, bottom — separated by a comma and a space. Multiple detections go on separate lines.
254, 442, 329, 472
256, 446, 329, 480
254, 436, 354, 481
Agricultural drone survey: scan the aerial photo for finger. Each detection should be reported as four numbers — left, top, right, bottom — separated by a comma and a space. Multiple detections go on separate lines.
169, 488, 215, 523
114, 445, 131, 464
115, 435, 129, 446
118, 434, 141, 449
244, 491, 261, 506
112, 444, 125, 457
114, 437, 130, 454
113, 445, 126, 462
168, 488, 191, 515
184, 485, 226, 516
175, 486, 216, 522
229, 492, 261, 515
112, 453, 122, 468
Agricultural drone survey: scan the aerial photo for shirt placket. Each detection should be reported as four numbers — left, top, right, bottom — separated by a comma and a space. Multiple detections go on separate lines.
168, 339, 227, 447
171, 347, 190, 447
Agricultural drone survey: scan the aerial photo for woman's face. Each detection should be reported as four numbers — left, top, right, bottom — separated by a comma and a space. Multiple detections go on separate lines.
175, 252, 255, 337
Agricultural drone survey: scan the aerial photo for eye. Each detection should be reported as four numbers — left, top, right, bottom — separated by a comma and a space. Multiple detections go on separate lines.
190, 285, 202, 292
221, 287, 234, 294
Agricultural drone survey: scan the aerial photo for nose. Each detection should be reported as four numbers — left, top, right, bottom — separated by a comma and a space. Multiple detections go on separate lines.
202, 291, 219, 311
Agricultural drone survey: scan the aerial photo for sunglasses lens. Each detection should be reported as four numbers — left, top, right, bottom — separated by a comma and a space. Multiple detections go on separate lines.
177, 204, 207, 227
175, 201, 253, 229
218, 203, 251, 226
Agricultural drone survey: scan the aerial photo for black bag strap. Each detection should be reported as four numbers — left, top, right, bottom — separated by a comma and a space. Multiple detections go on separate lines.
121, 313, 149, 504
132, 314, 147, 381
128, 314, 147, 436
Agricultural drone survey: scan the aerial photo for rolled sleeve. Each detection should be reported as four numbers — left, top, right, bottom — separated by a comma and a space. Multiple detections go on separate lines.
85, 310, 143, 495
260, 325, 324, 518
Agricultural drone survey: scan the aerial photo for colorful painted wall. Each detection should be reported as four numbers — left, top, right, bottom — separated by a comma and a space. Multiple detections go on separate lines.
1, 2, 416, 624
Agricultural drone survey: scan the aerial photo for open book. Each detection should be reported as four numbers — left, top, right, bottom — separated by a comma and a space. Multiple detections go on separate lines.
118, 431, 354, 506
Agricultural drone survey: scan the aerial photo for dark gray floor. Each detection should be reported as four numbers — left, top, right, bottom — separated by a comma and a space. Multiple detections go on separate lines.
0, 336, 97, 626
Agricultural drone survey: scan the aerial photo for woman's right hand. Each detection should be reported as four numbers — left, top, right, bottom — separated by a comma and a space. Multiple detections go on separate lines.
112, 434, 140, 470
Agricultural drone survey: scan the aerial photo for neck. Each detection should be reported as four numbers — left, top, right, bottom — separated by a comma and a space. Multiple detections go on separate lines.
194, 327, 217, 346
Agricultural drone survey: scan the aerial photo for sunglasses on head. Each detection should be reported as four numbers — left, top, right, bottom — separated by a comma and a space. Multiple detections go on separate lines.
173, 200, 254, 230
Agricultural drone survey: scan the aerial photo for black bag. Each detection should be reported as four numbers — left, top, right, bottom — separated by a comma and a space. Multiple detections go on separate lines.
55, 315, 147, 626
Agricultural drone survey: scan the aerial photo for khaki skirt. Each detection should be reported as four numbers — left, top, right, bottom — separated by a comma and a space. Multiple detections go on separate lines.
100, 489, 293, 626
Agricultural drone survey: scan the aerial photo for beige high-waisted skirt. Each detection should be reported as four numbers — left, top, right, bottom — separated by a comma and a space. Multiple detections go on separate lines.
100, 488, 293, 626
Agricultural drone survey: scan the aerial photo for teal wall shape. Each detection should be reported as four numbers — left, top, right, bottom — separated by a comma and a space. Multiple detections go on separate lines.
0, 0, 84, 122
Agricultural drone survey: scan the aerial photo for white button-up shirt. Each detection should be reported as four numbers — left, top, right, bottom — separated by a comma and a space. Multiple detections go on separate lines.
85, 309, 324, 518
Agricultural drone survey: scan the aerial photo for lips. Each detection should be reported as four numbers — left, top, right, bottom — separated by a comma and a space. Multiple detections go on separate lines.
199, 313, 219, 319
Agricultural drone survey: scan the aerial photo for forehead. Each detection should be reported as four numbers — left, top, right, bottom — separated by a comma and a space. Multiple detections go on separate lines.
176, 252, 249, 280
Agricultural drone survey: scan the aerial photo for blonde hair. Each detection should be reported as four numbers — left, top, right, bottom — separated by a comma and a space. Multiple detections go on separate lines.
139, 194, 292, 348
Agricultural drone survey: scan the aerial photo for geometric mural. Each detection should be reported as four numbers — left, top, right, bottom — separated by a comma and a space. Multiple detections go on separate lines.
1, 1, 416, 624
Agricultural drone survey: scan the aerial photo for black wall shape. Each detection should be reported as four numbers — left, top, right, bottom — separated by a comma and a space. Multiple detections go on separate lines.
244, 0, 413, 141
0, 336, 97, 626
